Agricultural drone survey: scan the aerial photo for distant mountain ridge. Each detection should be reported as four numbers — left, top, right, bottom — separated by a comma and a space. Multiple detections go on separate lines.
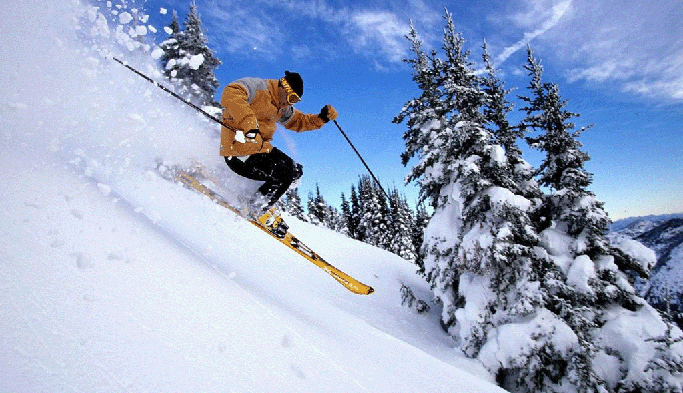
612, 213, 683, 328
611, 213, 683, 232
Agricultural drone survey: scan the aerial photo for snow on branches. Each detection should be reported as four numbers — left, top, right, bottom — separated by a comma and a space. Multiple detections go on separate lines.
395, 9, 683, 393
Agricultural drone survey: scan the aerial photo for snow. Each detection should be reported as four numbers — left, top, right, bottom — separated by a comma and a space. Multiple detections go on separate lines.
479, 309, 578, 372
609, 232, 658, 272
0, 0, 507, 391
134, 24, 147, 36
567, 254, 596, 293
188, 53, 205, 70
150, 46, 164, 59
486, 186, 531, 212
594, 304, 682, 391
539, 224, 575, 272
118, 11, 133, 24
453, 274, 496, 342
489, 144, 506, 165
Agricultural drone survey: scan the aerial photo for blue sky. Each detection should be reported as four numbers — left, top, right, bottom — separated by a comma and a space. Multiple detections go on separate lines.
142, 0, 683, 220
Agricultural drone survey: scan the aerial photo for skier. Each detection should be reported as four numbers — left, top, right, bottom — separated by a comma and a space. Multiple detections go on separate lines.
220, 71, 337, 236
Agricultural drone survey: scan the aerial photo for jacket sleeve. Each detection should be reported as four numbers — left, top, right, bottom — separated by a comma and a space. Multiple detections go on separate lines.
283, 109, 325, 132
220, 80, 260, 131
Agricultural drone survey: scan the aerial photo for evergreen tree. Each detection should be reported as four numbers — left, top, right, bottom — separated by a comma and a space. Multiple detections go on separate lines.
521, 47, 610, 256
394, 23, 449, 208
388, 188, 417, 261
396, 13, 603, 392
481, 41, 517, 162
439, 13, 484, 125
396, 13, 683, 392
180, 2, 221, 106
481, 41, 540, 202
307, 185, 327, 226
340, 193, 353, 237
283, 188, 306, 221
350, 185, 363, 241
506, 46, 683, 393
306, 193, 318, 225
375, 182, 392, 250
158, 11, 182, 80
325, 205, 342, 231
357, 176, 391, 249
160, 2, 221, 107
411, 202, 430, 271
416, 12, 549, 362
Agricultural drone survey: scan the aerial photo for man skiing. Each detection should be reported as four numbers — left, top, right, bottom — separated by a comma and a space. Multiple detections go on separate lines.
220, 71, 337, 236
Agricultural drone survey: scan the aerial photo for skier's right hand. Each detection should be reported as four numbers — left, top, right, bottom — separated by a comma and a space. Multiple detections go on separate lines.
318, 105, 337, 123
245, 129, 260, 140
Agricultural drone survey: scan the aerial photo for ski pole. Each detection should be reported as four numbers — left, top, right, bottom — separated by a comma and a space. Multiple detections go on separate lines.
112, 57, 228, 129
333, 120, 390, 200
114, 57, 390, 200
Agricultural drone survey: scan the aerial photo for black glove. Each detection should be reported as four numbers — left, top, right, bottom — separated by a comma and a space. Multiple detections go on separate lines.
245, 129, 260, 139
318, 105, 337, 123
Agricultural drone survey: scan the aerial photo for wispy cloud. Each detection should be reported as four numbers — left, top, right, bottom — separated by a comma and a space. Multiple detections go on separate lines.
280, 0, 439, 68
498, 0, 683, 101
343, 0, 441, 68
348, 10, 409, 64
199, 0, 286, 61
191, 0, 440, 69
562, 1, 683, 101
495, 0, 572, 64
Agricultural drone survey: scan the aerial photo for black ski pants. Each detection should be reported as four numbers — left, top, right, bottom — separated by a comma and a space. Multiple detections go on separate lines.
224, 147, 303, 210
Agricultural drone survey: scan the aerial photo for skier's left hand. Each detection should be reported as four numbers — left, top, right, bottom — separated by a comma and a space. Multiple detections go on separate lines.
245, 129, 260, 140
318, 105, 338, 123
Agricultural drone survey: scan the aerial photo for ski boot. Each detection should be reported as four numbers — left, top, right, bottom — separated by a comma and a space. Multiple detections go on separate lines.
257, 207, 289, 239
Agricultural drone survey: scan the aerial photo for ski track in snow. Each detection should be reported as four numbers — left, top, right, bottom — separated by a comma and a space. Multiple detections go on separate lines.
0, 0, 506, 391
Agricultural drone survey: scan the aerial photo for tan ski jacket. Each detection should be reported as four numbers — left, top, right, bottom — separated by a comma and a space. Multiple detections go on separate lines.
219, 77, 324, 157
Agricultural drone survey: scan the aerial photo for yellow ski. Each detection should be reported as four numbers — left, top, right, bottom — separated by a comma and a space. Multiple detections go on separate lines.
175, 171, 374, 295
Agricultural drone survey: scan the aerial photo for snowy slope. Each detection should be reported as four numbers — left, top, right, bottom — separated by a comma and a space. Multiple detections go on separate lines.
0, 0, 505, 391
612, 216, 683, 329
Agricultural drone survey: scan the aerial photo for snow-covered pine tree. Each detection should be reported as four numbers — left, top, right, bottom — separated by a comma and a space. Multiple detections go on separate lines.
511, 46, 683, 392
306, 191, 319, 225
340, 192, 354, 237
283, 188, 306, 221
355, 176, 372, 244
171, 2, 221, 107
158, 10, 182, 81
411, 202, 430, 271
394, 23, 448, 208
350, 185, 363, 241
522, 47, 611, 257
394, 14, 465, 278
325, 204, 343, 232
374, 181, 392, 250
396, 12, 637, 393
307, 185, 328, 226
388, 188, 417, 261
481, 41, 541, 203
356, 175, 391, 249
424, 12, 555, 362
397, 7, 540, 343
481, 41, 516, 161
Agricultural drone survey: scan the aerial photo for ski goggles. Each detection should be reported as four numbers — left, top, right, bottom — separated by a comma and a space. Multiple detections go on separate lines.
279, 78, 301, 105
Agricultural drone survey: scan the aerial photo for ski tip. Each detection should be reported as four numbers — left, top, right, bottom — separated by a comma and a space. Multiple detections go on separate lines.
353, 285, 374, 295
